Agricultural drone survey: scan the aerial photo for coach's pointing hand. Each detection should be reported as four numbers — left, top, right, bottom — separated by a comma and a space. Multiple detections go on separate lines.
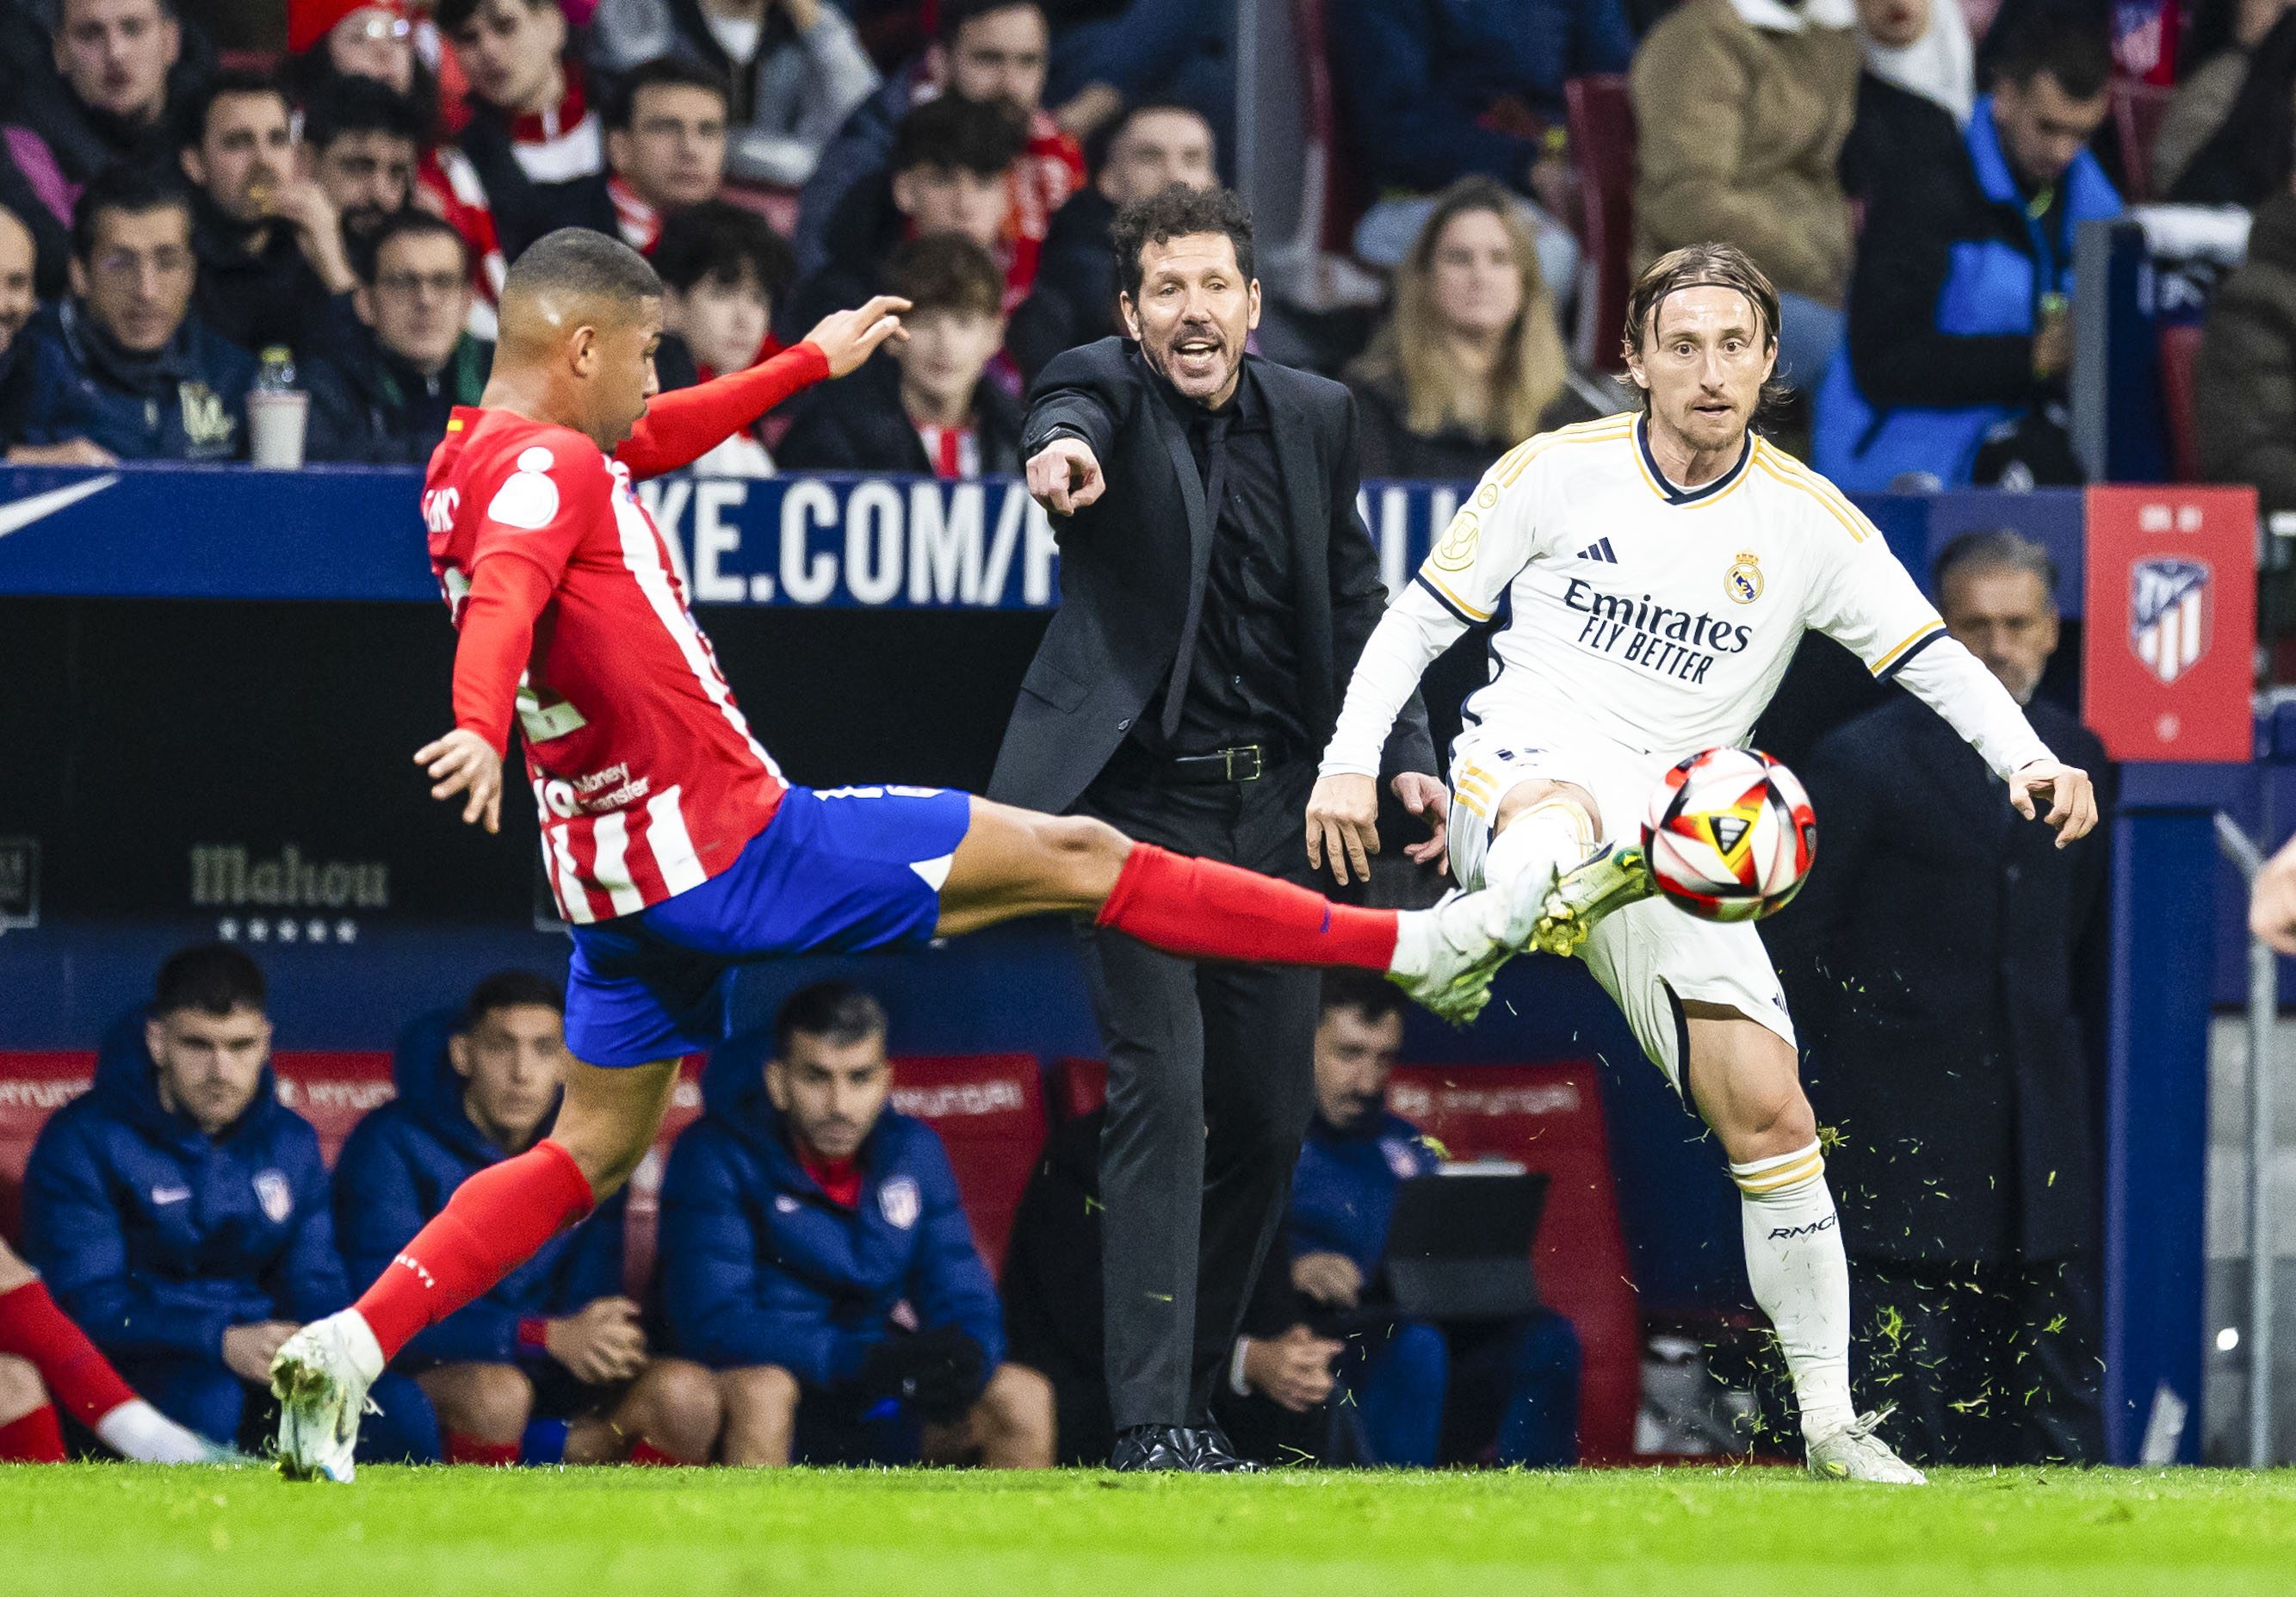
2008, 758, 2098, 847
1026, 436, 1105, 515
416, 727, 504, 834
806, 295, 911, 377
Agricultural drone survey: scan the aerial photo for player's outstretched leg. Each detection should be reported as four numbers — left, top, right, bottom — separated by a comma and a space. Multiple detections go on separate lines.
272, 1058, 678, 1482
1682, 1009, 1922, 1485
0, 1246, 236, 1464
933, 799, 1539, 1023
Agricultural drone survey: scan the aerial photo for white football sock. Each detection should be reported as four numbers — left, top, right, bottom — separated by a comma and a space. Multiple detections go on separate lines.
95, 1398, 216, 1464
1730, 1139, 1854, 1440
1482, 802, 1592, 900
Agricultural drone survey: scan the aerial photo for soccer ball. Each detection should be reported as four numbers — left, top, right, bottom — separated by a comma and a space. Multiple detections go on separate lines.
1641, 747, 1816, 922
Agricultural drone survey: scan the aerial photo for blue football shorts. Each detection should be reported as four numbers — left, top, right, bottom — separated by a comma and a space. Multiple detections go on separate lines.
564, 783, 974, 1068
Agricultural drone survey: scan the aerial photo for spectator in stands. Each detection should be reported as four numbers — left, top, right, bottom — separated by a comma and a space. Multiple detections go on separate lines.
308, 211, 491, 461
603, 57, 729, 252
0, 209, 39, 375
179, 71, 361, 362
795, 0, 1083, 299
1839, 0, 1974, 207
1275, 972, 1581, 1467
1002, 1099, 1341, 1467
0, 166, 257, 464
301, 71, 424, 261
1040, 0, 1232, 152
643, 199, 794, 472
1633, 0, 1861, 391
1813, 8, 2119, 489
436, 0, 616, 260
588, 0, 881, 189
333, 973, 721, 1466
1008, 101, 1214, 383
1342, 176, 1594, 482
288, 0, 424, 105
1329, 0, 1631, 292
2167, 6, 2296, 206
1769, 531, 2110, 1466
27, 0, 207, 185
785, 92, 1024, 331
659, 981, 1055, 1468
2199, 171, 2296, 519
19, 945, 436, 1461
778, 233, 1022, 476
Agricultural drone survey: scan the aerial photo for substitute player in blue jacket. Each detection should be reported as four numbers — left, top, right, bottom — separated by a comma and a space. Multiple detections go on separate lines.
22, 946, 435, 1460
1284, 972, 1580, 1467
333, 972, 721, 1465
659, 981, 1052, 1467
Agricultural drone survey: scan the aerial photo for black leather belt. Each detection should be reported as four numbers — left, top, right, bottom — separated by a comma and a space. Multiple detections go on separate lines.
1168, 743, 1279, 783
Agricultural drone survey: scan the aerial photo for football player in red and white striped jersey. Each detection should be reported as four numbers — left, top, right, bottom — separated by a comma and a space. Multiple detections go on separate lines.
270, 227, 1541, 1482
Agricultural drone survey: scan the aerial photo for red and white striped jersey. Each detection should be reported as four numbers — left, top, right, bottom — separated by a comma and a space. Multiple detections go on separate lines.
425, 406, 787, 924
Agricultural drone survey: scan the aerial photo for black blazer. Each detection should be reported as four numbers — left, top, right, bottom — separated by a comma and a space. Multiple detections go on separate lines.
987, 337, 1435, 816
1762, 693, 2113, 1265
774, 350, 1026, 476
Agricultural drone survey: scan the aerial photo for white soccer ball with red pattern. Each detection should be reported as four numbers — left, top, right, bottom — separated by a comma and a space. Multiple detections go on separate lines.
1641, 747, 1816, 922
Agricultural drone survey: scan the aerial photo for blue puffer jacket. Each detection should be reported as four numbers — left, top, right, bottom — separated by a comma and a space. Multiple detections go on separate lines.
0, 299, 258, 461
23, 1012, 347, 1363
658, 1037, 1004, 1384
1815, 96, 2120, 490
1286, 1109, 1442, 1284
331, 1009, 626, 1371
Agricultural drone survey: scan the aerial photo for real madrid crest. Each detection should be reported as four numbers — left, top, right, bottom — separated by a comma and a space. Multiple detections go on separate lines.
1724, 549, 1763, 604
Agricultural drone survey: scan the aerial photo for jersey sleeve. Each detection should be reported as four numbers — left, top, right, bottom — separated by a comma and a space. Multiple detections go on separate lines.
467, 435, 615, 585
1802, 490, 2054, 781
1320, 444, 1551, 777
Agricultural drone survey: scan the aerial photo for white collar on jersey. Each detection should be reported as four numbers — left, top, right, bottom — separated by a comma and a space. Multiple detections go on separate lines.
1634, 412, 1754, 506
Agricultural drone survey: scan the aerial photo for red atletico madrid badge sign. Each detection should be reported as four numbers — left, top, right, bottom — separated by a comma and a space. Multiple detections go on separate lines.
2082, 486, 2256, 762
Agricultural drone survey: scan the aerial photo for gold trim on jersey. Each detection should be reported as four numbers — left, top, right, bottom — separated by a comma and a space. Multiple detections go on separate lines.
1496, 416, 1634, 486
1629, 416, 1754, 510
1752, 439, 1877, 544
1870, 620, 1947, 677
1414, 419, 1636, 621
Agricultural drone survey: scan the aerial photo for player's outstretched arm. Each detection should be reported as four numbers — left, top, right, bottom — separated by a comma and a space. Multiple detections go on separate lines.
416, 727, 503, 833
612, 296, 910, 480
2007, 758, 2100, 847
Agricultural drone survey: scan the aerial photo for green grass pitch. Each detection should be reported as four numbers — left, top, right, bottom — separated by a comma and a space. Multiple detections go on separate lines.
6, 1463, 2293, 1595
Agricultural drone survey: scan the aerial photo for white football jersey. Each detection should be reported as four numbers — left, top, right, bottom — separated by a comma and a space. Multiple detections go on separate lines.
1323, 412, 2052, 783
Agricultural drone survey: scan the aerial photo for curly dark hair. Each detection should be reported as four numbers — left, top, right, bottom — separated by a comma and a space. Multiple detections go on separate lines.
1110, 183, 1253, 301
884, 232, 1004, 319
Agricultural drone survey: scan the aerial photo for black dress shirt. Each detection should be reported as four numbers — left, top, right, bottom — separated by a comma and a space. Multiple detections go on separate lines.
1130, 353, 1309, 758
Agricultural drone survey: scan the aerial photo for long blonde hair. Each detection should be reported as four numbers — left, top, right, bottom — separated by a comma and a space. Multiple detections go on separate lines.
1355, 176, 1568, 443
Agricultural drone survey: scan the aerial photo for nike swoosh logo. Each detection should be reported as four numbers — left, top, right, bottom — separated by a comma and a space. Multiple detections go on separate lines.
0, 474, 121, 541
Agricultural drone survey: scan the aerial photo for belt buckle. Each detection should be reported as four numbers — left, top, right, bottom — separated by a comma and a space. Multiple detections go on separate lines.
1224, 745, 1263, 782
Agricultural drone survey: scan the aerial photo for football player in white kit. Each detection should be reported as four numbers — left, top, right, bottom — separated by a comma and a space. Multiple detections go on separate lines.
1305, 244, 2097, 1483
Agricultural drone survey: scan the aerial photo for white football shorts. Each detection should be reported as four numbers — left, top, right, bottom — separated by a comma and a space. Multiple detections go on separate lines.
1445, 728, 1796, 1092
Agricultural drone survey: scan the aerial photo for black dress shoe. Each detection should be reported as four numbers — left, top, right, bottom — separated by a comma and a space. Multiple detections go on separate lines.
1110, 1424, 1262, 1472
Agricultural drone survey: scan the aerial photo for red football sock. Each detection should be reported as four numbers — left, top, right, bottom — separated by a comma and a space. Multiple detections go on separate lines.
0, 1280, 135, 1428
353, 1139, 595, 1361
0, 1404, 65, 1463
445, 1433, 522, 1467
1095, 844, 1399, 969
626, 1439, 682, 1467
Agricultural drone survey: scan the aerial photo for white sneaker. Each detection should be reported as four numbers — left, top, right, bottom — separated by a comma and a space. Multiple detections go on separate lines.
1388, 875, 1545, 1024
270, 1310, 385, 1482
1804, 1408, 1927, 1484
1530, 843, 1655, 956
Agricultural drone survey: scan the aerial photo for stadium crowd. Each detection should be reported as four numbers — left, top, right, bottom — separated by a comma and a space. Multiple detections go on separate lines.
0, 0, 2269, 1471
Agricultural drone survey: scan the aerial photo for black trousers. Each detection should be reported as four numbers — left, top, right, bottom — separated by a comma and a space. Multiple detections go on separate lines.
1079, 752, 1325, 1429
1847, 1255, 2106, 1465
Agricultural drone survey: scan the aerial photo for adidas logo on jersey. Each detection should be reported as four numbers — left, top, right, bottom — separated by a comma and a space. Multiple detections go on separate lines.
1578, 538, 1618, 563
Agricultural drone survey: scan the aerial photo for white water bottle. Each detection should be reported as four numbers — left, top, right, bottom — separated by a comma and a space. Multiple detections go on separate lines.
248, 344, 309, 468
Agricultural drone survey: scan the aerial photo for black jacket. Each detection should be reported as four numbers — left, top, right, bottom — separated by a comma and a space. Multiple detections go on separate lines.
1836, 72, 1963, 209
987, 337, 1434, 815
1763, 692, 2113, 1265
774, 348, 1024, 475
191, 200, 359, 363
1346, 365, 1598, 482
780, 168, 900, 337
307, 331, 493, 464
1006, 187, 1117, 387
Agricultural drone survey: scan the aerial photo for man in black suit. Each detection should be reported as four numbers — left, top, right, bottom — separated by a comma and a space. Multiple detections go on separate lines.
1765, 529, 2111, 1465
989, 183, 1446, 1472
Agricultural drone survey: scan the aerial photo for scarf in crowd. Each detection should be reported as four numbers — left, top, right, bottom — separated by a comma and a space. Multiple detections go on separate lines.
1860, 0, 1977, 125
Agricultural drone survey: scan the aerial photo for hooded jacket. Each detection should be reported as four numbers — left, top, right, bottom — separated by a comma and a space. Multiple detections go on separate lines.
22, 1012, 347, 1365
656, 1037, 1004, 1383
331, 1009, 626, 1371
0, 299, 257, 461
